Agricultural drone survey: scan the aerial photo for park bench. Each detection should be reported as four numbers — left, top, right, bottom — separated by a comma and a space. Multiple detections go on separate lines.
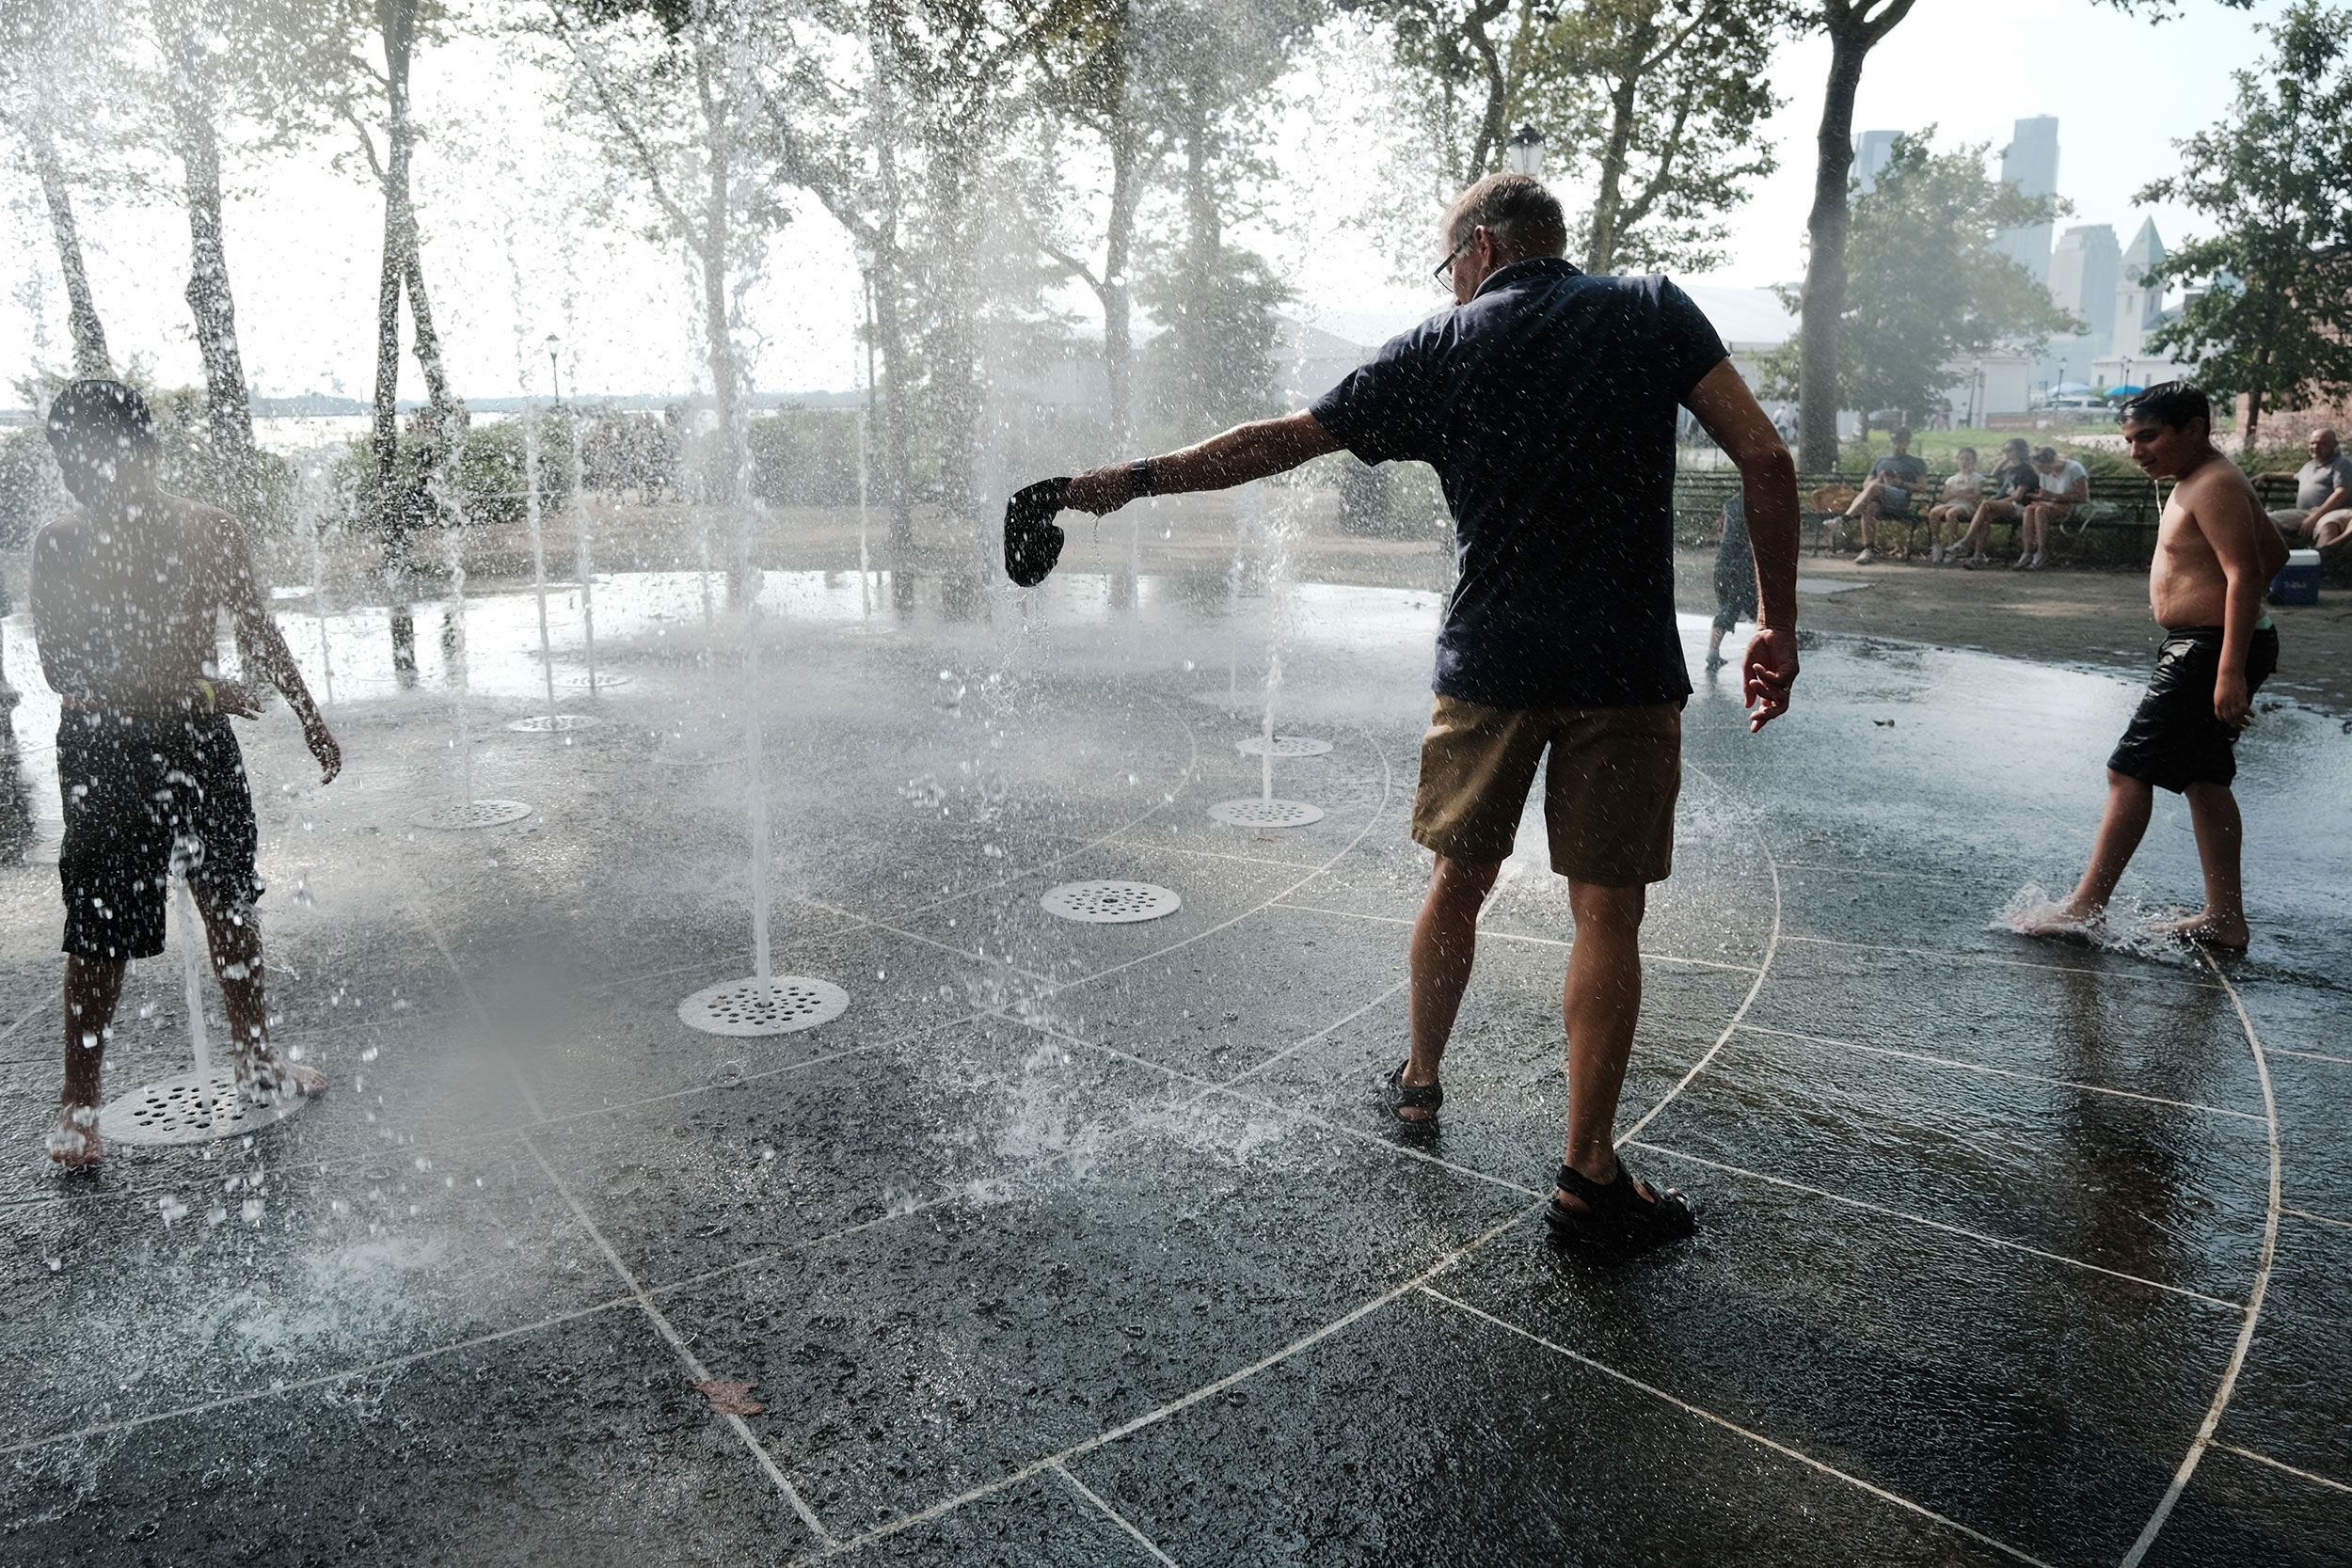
1672, 467, 2167, 564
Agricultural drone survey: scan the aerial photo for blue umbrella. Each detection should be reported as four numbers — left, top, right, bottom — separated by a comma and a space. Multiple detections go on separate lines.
2105, 385, 2145, 398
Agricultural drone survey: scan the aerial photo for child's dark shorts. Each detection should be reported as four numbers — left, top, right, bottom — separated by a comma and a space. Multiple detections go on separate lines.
2107, 625, 2280, 794
56, 711, 262, 960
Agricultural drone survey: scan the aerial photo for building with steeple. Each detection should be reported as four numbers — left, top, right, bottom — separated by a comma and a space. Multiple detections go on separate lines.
2112, 219, 2167, 359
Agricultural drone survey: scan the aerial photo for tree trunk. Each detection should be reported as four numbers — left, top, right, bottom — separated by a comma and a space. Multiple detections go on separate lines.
1102, 123, 1139, 451
160, 6, 262, 527
1799, 24, 1871, 475
2245, 343, 2272, 451
404, 247, 461, 426
868, 241, 916, 550
1583, 58, 1645, 276
694, 41, 743, 514
1171, 94, 1220, 430
924, 132, 987, 546
865, 19, 916, 551
371, 0, 418, 549
30, 119, 111, 377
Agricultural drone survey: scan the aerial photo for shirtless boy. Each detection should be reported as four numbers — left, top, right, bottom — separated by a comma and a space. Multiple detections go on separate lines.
31, 381, 342, 1165
2018, 383, 2287, 953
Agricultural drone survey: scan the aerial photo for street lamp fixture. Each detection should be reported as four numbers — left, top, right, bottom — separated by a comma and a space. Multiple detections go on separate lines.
545, 333, 562, 404
1503, 124, 1545, 179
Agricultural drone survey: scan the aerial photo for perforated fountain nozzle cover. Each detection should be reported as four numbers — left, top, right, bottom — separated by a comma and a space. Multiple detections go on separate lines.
1004, 476, 1073, 587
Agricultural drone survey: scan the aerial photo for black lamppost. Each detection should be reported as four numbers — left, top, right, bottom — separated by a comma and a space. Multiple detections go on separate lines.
546, 334, 562, 404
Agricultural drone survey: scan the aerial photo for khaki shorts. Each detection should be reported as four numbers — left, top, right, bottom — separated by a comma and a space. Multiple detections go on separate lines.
1410, 694, 1682, 885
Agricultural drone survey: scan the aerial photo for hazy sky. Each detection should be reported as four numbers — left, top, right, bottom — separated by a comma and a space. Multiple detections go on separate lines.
0, 0, 2291, 405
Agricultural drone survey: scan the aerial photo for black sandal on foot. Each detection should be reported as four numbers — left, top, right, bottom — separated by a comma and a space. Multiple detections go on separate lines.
1382, 1059, 1442, 1124
1546, 1160, 1694, 1245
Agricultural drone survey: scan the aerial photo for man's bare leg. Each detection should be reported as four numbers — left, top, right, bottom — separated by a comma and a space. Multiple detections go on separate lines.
2016, 768, 2153, 936
196, 894, 325, 1102
50, 955, 127, 1165
1399, 854, 1500, 1119
2152, 783, 2249, 949
1553, 879, 1667, 1208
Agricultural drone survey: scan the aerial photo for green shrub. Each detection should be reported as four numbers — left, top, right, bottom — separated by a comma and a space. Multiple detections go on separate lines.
747, 409, 860, 507
328, 414, 576, 533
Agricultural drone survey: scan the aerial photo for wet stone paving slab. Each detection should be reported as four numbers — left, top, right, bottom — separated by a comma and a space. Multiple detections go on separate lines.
1, 572, 2347, 1565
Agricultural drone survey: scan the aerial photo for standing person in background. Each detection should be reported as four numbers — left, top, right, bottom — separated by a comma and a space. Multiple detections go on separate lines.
1040, 174, 1802, 1246
2017, 384, 2287, 954
1707, 492, 1756, 673
30, 381, 341, 1167
1848, 427, 1929, 564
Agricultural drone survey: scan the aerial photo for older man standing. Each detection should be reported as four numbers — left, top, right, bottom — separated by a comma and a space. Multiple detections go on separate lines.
1050, 174, 1801, 1244
2265, 427, 2352, 548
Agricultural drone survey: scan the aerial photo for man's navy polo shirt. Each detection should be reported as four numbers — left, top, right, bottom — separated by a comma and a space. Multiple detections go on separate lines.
1310, 257, 1728, 709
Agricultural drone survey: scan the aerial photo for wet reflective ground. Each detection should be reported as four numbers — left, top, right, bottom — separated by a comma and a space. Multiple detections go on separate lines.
1, 570, 2346, 1565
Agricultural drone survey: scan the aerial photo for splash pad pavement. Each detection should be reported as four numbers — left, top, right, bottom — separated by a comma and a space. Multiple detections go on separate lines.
0, 568, 2346, 1565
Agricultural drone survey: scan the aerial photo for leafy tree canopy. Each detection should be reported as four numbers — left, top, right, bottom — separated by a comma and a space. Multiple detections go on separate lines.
2138, 0, 2352, 437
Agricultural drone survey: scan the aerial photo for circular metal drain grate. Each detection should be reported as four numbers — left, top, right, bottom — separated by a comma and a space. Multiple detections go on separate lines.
1041, 880, 1183, 924
676, 975, 850, 1037
557, 672, 635, 690
507, 713, 607, 734
1235, 734, 1332, 758
1208, 798, 1325, 829
413, 799, 533, 831
98, 1068, 309, 1148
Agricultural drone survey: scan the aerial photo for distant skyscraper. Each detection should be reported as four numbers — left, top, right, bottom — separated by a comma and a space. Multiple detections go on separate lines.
2049, 224, 2121, 348
1853, 129, 1899, 194
1996, 116, 2060, 285
2114, 218, 2168, 359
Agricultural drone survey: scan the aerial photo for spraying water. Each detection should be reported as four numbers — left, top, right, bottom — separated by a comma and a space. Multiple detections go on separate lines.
856, 409, 874, 625
564, 394, 600, 693
172, 873, 217, 1113
521, 398, 559, 714
302, 462, 336, 709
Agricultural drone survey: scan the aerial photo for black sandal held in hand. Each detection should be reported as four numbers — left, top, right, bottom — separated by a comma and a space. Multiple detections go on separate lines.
1546, 1160, 1694, 1245
1383, 1059, 1442, 1123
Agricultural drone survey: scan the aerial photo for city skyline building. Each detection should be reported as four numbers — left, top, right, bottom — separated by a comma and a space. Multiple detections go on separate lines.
1853, 128, 1899, 194
2049, 223, 2122, 348
1996, 115, 2061, 285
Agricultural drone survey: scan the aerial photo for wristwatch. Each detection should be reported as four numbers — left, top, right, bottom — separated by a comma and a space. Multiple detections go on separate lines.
1129, 457, 1155, 498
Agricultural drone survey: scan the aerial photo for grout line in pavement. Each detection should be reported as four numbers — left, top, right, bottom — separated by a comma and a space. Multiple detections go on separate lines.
2120, 951, 2283, 1566
1265, 900, 1762, 972
2209, 1441, 2352, 1497
1626, 1141, 2246, 1312
1731, 1023, 2265, 1122
1418, 1287, 2058, 1568
1782, 934, 2221, 988
1050, 1462, 1182, 1566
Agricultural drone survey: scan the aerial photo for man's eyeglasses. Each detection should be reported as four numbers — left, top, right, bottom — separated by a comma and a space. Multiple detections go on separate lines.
1433, 230, 1474, 282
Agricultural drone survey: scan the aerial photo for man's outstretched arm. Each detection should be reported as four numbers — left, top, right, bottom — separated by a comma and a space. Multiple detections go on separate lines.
1683, 359, 1800, 730
1064, 412, 1343, 515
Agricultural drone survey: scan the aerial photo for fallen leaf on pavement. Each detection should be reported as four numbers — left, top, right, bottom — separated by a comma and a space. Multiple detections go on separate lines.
694, 1379, 764, 1417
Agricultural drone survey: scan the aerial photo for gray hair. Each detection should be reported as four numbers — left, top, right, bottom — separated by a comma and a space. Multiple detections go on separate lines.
1441, 174, 1568, 261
